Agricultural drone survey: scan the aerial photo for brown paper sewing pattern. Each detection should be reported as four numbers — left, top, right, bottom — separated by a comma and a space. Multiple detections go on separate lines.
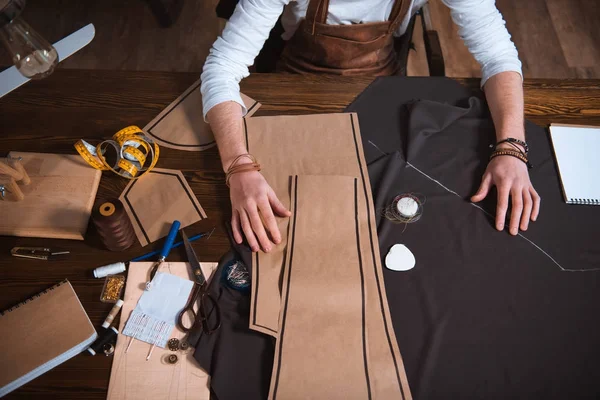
119, 168, 207, 246
143, 79, 261, 152
245, 113, 412, 399
269, 175, 370, 400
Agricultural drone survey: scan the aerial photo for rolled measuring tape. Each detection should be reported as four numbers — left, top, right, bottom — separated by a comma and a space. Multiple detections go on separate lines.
74, 126, 160, 179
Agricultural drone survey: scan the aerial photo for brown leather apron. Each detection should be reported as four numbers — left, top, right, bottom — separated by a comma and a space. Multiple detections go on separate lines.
280, 0, 410, 75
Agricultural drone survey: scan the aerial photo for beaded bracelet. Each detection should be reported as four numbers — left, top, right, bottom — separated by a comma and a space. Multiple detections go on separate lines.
496, 138, 529, 154
490, 149, 533, 169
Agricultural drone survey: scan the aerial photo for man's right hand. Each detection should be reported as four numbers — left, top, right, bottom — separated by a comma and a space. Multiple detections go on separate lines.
205, 101, 289, 252
229, 170, 291, 253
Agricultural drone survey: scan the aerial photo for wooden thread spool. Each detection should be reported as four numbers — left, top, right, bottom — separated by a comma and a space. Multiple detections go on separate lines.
92, 198, 137, 252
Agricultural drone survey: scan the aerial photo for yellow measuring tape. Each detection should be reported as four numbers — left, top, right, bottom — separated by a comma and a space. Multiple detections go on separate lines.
74, 126, 160, 179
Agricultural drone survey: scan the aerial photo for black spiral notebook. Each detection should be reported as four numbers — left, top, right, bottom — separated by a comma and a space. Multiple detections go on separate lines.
549, 124, 600, 205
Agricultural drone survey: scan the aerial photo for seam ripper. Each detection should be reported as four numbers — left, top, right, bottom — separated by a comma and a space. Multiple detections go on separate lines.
145, 220, 180, 290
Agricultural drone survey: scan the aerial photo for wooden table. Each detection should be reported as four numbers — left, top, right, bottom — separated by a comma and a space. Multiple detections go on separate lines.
0, 70, 599, 399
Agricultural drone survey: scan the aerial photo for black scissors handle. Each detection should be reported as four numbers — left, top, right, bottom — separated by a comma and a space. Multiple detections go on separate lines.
177, 284, 222, 334
200, 293, 222, 334
177, 284, 201, 333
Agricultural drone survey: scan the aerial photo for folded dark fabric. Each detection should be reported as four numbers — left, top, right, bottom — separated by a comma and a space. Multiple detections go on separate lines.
348, 77, 600, 398
193, 250, 275, 400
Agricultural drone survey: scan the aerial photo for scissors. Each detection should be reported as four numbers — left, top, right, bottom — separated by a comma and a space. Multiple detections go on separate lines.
176, 230, 221, 334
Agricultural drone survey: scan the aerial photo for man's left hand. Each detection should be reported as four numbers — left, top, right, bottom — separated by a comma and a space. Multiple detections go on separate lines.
471, 155, 541, 235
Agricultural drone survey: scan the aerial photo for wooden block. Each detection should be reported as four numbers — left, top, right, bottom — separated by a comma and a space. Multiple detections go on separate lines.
0, 152, 102, 240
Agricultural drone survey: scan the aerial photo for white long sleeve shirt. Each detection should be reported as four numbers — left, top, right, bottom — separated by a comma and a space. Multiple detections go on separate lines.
201, 0, 522, 118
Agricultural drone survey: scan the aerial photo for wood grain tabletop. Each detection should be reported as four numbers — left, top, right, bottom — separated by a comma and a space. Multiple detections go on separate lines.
0, 70, 598, 399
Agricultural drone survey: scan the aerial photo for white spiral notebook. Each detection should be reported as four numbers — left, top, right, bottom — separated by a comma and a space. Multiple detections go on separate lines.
549, 124, 600, 205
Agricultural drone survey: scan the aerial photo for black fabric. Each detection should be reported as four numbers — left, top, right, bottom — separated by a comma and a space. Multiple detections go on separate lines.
347, 77, 600, 398
347, 77, 481, 164
193, 251, 274, 400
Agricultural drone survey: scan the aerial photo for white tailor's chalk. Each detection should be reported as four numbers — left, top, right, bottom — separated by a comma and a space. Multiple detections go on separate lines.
385, 244, 416, 271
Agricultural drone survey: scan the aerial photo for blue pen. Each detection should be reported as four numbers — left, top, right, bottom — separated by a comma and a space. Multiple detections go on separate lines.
145, 220, 180, 289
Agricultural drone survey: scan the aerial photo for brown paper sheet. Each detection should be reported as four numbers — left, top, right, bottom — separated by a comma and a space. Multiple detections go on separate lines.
119, 168, 207, 246
107, 261, 217, 400
269, 175, 370, 400
143, 79, 261, 152
245, 113, 412, 398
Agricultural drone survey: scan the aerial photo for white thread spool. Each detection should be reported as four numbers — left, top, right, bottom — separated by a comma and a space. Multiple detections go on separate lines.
93, 262, 126, 278
396, 196, 419, 218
